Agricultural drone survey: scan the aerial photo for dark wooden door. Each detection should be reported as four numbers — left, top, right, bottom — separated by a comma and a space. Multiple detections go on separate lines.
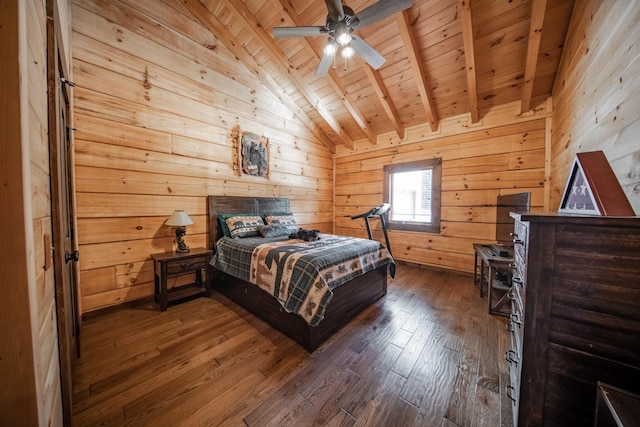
48, 4, 80, 423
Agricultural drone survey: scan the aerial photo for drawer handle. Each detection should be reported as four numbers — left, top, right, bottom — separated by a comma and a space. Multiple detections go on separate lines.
512, 277, 523, 286
510, 313, 522, 325
505, 322, 515, 332
505, 350, 519, 365
512, 233, 523, 245
506, 385, 517, 403
180, 262, 195, 269
507, 292, 516, 301
509, 262, 517, 269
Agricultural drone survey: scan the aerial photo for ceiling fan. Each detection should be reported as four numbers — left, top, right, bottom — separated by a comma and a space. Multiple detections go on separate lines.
273, 0, 413, 77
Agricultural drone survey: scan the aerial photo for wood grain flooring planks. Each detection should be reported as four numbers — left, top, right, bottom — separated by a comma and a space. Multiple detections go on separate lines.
72, 264, 511, 426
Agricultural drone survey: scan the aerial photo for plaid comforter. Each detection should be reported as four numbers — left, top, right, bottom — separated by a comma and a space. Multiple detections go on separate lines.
211, 234, 394, 326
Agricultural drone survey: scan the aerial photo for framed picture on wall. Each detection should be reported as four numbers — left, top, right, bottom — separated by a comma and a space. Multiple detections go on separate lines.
231, 126, 269, 178
558, 151, 634, 216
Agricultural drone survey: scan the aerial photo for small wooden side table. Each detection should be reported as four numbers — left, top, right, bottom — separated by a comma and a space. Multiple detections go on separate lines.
473, 243, 513, 316
151, 248, 213, 311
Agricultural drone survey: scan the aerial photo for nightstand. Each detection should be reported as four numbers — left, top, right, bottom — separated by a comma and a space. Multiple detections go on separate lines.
151, 248, 213, 311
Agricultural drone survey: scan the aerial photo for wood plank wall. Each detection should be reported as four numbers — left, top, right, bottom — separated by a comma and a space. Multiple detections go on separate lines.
551, 1, 640, 214
334, 101, 551, 273
71, 0, 332, 313
1, 0, 68, 425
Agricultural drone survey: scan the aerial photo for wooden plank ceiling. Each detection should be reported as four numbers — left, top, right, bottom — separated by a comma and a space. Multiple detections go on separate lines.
182, 0, 575, 151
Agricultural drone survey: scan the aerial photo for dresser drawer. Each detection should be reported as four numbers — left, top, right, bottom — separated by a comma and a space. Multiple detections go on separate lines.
513, 220, 527, 267
511, 265, 525, 307
164, 254, 209, 276
506, 324, 521, 425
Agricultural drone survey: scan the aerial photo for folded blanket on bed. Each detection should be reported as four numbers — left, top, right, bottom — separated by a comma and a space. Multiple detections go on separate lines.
288, 228, 321, 241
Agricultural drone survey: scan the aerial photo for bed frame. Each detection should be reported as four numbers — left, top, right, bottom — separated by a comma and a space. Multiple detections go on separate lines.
206, 196, 388, 352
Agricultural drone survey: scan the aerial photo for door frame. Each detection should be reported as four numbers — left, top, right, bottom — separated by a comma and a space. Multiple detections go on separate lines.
47, 0, 80, 423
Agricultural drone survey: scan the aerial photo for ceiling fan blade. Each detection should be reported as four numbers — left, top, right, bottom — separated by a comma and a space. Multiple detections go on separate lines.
315, 52, 334, 77
353, 0, 413, 29
351, 35, 386, 69
325, 0, 345, 22
273, 26, 327, 38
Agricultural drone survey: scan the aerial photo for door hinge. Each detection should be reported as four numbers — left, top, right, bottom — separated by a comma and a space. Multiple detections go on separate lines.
66, 127, 78, 140
60, 77, 76, 87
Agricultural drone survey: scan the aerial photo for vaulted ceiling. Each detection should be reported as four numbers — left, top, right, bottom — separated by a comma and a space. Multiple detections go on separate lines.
182, 0, 575, 152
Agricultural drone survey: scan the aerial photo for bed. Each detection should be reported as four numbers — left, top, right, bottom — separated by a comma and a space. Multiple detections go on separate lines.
206, 196, 394, 351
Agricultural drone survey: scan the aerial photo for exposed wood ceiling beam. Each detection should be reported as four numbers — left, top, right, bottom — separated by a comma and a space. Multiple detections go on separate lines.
181, 0, 339, 152
459, 0, 479, 123
217, 0, 355, 149
362, 64, 404, 139
273, 0, 378, 146
522, 0, 547, 113
396, 10, 439, 132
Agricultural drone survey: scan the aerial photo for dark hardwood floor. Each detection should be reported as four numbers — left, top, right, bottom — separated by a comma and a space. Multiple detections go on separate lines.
72, 264, 512, 426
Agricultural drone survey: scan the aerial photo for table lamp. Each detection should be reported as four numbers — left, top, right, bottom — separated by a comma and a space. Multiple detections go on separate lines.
165, 210, 194, 253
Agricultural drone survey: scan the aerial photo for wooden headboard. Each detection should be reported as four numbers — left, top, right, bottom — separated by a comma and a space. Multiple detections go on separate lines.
207, 196, 291, 250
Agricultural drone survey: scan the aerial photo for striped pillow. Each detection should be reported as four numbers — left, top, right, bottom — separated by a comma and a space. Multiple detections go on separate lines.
264, 214, 298, 232
225, 215, 264, 238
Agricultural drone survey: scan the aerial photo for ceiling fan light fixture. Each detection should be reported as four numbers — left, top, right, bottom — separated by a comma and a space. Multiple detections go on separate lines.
340, 45, 355, 59
336, 31, 352, 46
323, 38, 338, 56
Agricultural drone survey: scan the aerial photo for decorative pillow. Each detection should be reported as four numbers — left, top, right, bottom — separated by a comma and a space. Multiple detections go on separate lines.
264, 214, 297, 232
218, 213, 256, 237
258, 224, 292, 238
225, 215, 264, 238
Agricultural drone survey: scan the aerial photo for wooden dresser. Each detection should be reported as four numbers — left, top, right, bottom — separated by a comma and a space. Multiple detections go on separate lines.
506, 213, 640, 426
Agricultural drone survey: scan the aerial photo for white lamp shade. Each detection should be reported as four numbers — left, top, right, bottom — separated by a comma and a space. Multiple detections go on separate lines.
165, 210, 194, 227
323, 40, 338, 56
341, 46, 355, 59
336, 31, 351, 46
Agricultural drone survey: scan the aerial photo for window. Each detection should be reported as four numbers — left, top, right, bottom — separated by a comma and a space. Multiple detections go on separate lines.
383, 158, 442, 233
